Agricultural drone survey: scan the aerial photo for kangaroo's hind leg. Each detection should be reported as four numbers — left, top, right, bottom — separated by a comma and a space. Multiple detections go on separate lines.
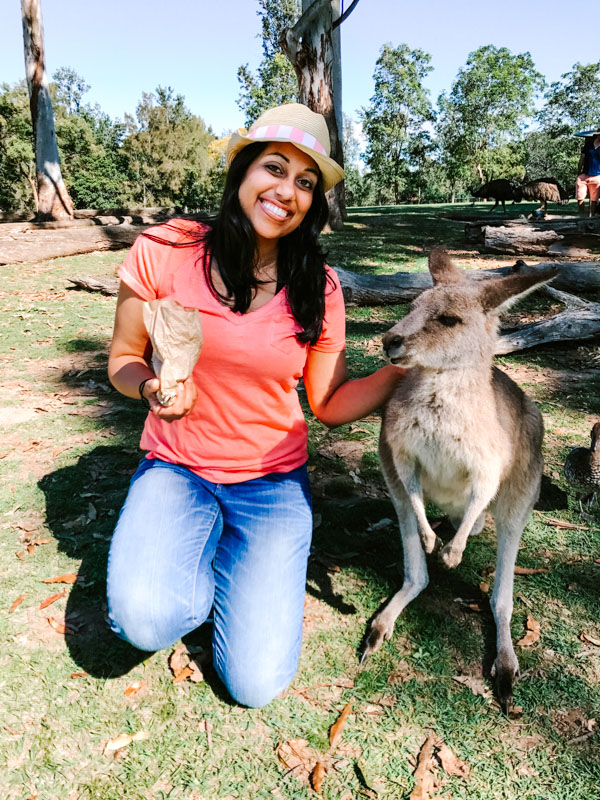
490, 482, 538, 712
361, 448, 429, 663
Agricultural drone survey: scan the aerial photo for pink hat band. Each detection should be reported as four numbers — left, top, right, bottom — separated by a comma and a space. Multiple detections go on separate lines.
247, 124, 328, 157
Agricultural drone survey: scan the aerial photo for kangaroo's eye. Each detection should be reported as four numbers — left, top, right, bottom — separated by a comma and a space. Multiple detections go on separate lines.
437, 315, 462, 327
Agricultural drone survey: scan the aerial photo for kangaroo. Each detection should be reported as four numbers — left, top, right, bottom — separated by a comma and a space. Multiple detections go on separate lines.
360, 247, 556, 711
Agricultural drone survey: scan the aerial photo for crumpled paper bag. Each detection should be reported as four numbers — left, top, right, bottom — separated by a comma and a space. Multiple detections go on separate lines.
142, 299, 203, 406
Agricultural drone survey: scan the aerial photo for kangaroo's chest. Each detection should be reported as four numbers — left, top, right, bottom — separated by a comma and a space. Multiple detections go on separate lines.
383, 384, 506, 510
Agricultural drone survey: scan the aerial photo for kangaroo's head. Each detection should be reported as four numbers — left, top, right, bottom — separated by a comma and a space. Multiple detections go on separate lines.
382, 247, 557, 371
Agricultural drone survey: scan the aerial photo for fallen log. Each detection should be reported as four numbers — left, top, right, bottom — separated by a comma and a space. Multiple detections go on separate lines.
337, 262, 600, 305
496, 285, 600, 353
67, 262, 600, 354
0, 222, 147, 265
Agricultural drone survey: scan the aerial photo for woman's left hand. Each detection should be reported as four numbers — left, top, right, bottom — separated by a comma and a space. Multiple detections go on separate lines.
146, 376, 198, 422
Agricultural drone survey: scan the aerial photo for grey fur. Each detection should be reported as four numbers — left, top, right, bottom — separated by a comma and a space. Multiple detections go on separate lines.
360, 247, 556, 711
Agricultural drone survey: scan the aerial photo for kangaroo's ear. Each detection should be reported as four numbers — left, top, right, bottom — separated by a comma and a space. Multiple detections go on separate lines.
480, 268, 558, 313
429, 246, 465, 285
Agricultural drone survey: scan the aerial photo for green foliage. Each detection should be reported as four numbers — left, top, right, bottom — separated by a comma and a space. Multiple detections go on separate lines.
121, 86, 214, 209
361, 43, 434, 204
530, 62, 600, 190
437, 45, 545, 188
237, 0, 300, 126
0, 80, 35, 212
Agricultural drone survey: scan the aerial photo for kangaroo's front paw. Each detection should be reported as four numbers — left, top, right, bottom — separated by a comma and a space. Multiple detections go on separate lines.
420, 525, 438, 554
440, 541, 464, 569
359, 615, 395, 665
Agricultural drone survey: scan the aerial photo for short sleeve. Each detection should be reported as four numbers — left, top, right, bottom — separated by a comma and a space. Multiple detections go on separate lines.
311, 266, 346, 353
118, 232, 165, 300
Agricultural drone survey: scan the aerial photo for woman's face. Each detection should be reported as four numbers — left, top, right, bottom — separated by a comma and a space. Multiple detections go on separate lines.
238, 142, 320, 249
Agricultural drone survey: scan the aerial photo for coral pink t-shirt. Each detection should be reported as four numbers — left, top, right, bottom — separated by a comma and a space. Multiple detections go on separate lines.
118, 219, 346, 483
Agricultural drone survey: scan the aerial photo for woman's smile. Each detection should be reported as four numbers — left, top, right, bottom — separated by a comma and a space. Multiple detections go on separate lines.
238, 141, 319, 250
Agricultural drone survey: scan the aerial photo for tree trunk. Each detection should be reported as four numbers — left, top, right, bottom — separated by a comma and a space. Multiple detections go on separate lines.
21, 0, 73, 221
281, 0, 347, 230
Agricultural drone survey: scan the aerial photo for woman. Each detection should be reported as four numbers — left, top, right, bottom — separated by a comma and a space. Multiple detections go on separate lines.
576, 129, 600, 217
107, 103, 403, 707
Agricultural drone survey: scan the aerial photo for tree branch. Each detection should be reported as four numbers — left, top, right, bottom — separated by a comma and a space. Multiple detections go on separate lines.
332, 0, 361, 29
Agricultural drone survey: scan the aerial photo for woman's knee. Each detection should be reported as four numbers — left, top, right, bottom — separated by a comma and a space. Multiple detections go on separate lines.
107, 582, 182, 652
217, 662, 293, 708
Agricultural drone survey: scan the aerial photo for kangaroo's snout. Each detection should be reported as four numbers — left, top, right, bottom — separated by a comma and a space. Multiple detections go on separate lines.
382, 331, 404, 361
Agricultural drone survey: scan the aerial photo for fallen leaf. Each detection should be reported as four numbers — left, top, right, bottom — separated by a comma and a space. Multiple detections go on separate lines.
517, 615, 541, 648
169, 644, 204, 684
388, 660, 416, 684
436, 742, 471, 779
40, 589, 67, 609
580, 631, 600, 647
52, 446, 68, 458
452, 675, 493, 700
514, 566, 549, 575
173, 666, 194, 684
70, 671, 88, 678
276, 738, 319, 786
311, 760, 326, 793
410, 732, 440, 800
42, 573, 77, 584
47, 617, 66, 634
32, 538, 52, 546
9, 594, 27, 613
329, 700, 353, 751
102, 730, 148, 757
124, 680, 146, 697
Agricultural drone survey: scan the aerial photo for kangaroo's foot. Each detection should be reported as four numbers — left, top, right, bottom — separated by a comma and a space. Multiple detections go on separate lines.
359, 612, 396, 665
440, 538, 467, 569
491, 649, 520, 714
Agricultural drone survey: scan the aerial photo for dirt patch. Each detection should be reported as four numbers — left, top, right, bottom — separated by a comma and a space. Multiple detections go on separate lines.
549, 707, 596, 740
0, 407, 38, 426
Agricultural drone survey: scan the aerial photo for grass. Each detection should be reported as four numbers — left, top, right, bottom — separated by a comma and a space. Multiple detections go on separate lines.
1, 201, 600, 799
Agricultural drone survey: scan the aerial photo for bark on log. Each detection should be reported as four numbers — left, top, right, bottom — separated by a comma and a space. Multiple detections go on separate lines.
0, 223, 146, 265
465, 215, 600, 243
496, 286, 600, 354
337, 262, 600, 305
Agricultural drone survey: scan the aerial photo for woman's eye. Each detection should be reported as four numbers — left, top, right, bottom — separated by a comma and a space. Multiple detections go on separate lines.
298, 178, 314, 190
265, 163, 283, 174
437, 315, 462, 327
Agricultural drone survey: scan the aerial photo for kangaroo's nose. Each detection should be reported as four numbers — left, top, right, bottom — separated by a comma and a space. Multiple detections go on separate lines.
383, 334, 404, 355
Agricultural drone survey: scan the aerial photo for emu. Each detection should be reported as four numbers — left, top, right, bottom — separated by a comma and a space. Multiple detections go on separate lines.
470, 179, 518, 213
514, 178, 569, 213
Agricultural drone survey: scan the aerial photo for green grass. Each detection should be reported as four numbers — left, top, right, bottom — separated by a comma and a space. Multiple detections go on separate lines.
1, 202, 600, 799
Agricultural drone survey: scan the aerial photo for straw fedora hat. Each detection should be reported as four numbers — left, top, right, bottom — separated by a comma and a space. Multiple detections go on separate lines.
226, 103, 345, 192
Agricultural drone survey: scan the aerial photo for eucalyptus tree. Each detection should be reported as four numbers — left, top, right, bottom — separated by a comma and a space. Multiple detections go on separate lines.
237, 0, 300, 126
361, 43, 434, 204
438, 45, 544, 187
21, 0, 74, 219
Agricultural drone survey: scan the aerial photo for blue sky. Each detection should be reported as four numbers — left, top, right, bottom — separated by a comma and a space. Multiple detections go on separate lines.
1, 0, 595, 135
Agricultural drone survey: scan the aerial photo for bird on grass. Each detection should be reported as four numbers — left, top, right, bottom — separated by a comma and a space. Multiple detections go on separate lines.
563, 422, 600, 516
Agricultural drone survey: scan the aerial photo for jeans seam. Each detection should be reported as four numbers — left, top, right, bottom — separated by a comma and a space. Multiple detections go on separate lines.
190, 502, 221, 627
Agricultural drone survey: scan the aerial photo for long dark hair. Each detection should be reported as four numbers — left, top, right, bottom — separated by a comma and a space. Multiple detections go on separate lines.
142, 141, 332, 345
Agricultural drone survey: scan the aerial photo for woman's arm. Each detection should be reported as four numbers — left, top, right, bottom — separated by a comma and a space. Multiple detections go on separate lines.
303, 348, 404, 428
108, 282, 197, 422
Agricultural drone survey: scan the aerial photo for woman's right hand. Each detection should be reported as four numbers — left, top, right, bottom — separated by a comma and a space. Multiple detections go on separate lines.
141, 376, 197, 422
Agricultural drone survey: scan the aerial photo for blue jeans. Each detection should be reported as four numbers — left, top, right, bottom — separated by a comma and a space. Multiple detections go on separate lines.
107, 458, 313, 707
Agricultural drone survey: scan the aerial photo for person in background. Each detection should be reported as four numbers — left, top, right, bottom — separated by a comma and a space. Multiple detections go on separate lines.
576, 128, 600, 216
106, 103, 404, 707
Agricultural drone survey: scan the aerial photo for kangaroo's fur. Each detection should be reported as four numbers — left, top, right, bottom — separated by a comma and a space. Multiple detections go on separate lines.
361, 247, 557, 711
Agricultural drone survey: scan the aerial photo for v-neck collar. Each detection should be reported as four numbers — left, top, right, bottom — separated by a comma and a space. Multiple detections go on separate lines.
202, 270, 288, 325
